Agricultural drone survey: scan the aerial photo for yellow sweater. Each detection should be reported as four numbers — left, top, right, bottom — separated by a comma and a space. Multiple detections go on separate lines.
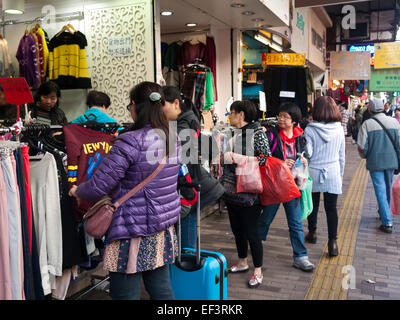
36, 27, 49, 76
48, 31, 91, 89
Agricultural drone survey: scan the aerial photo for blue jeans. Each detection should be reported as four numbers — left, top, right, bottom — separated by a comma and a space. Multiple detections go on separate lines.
259, 198, 308, 261
109, 265, 174, 300
370, 170, 394, 226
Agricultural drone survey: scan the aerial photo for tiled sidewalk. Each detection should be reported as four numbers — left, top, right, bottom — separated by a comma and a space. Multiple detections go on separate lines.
347, 175, 400, 300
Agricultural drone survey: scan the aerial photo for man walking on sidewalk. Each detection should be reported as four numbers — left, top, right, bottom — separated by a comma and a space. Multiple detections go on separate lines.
357, 99, 400, 233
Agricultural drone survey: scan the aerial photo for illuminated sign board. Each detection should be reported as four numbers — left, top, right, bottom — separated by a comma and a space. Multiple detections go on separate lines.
349, 45, 375, 65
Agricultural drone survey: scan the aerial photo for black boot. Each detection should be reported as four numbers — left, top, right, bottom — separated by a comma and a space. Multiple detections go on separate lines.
305, 230, 317, 244
328, 239, 338, 257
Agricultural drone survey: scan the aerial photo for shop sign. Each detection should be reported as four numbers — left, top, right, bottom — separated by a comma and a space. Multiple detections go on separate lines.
349, 45, 375, 66
0, 77, 33, 105
108, 37, 132, 57
374, 42, 400, 70
330, 51, 370, 80
265, 53, 306, 66
369, 68, 400, 92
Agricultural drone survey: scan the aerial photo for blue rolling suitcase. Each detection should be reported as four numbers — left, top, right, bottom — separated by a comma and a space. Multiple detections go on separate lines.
170, 184, 228, 300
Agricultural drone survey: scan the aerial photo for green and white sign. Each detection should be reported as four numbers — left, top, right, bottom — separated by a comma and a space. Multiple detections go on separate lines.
369, 68, 400, 92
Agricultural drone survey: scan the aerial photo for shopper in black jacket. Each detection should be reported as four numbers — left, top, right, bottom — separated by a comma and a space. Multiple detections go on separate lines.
29, 81, 67, 125
162, 86, 225, 249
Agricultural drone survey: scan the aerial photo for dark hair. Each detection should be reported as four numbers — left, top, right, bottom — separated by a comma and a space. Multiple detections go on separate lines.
279, 102, 302, 126
34, 81, 61, 107
162, 86, 201, 121
230, 100, 258, 123
86, 90, 111, 109
312, 96, 342, 123
129, 81, 172, 156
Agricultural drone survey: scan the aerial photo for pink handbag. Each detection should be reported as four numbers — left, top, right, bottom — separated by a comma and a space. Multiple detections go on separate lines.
82, 157, 167, 239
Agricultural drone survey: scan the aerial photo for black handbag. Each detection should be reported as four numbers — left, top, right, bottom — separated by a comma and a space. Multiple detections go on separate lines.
220, 167, 258, 207
371, 117, 400, 174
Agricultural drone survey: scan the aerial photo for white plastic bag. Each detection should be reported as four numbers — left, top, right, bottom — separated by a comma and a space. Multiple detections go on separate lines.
291, 154, 309, 191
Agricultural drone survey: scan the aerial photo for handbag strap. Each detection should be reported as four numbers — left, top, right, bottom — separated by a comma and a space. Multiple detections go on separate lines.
114, 156, 167, 209
371, 117, 400, 166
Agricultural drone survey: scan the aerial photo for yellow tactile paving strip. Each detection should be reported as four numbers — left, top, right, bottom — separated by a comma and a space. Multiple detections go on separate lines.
305, 159, 369, 300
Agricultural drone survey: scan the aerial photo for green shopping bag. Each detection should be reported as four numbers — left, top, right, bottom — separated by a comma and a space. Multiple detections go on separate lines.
300, 176, 313, 221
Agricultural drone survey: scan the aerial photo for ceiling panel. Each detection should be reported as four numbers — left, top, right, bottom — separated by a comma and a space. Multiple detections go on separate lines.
160, 0, 289, 34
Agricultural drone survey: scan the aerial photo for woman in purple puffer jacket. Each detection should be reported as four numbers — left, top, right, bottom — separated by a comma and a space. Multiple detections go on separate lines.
69, 82, 181, 300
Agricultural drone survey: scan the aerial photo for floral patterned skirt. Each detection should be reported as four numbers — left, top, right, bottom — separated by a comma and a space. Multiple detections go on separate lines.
103, 226, 177, 274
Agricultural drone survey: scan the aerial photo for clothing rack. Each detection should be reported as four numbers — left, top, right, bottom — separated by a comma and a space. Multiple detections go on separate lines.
0, 11, 84, 27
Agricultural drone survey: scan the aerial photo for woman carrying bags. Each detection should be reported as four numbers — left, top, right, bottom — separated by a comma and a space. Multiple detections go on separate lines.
222, 100, 271, 289
258, 102, 315, 272
69, 82, 181, 300
304, 96, 345, 257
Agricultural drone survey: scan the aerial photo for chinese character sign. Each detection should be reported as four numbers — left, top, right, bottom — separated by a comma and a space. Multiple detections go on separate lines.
108, 37, 132, 57
330, 51, 370, 80
265, 53, 306, 66
374, 42, 400, 70
369, 68, 400, 92
0, 77, 33, 105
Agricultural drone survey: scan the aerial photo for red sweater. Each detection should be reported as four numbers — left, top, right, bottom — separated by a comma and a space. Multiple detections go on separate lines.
64, 124, 115, 221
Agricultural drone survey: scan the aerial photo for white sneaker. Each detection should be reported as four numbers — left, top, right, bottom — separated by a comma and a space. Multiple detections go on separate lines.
293, 259, 315, 272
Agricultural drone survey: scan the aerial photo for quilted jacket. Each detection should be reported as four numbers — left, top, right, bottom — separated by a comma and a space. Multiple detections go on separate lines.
76, 124, 181, 242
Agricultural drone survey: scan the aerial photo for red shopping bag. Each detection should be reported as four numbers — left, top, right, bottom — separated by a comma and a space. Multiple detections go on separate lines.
391, 176, 400, 215
259, 156, 301, 206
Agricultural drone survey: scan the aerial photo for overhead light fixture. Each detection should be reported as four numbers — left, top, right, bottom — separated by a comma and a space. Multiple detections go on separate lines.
252, 18, 264, 22
231, 3, 245, 8
161, 11, 173, 16
254, 33, 282, 52
242, 11, 255, 16
2, 0, 24, 14
186, 23, 197, 27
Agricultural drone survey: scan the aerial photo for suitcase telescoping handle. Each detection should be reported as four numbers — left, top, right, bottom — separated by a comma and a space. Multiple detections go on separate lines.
177, 183, 201, 265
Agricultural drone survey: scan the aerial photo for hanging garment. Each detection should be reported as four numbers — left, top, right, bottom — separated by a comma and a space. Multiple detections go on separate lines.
36, 27, 49, 78
63, 124, 115, 221
48, 31, 92, 89
179, 41, 206, 66
31, 33, 41, 88
9, 153, 27, 300
15, 148, 35, 300
21, 146, 33, 254
0, 161, 12, 300
29, 152, 63, 296
16, 34, 39, 88
2, 154, 23, 300
205, 36, 217, 101
52, 151, 88, 269
204, 71, 215, 110
34, 33, 45, 85
0, 38, 14, 77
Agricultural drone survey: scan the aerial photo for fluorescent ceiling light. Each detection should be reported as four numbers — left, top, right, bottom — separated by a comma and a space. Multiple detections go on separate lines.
2, 0, 24, 14
161, 11, 173, 16
242, 11, 255, 16
186, 23, 197, 27
252, 18, 264, 22
231, 3, 245, 8
254, 33, 282, 52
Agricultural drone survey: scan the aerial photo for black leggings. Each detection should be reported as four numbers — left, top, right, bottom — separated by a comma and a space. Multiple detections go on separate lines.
307, 192, 338, 240
226, 203, 263, 268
